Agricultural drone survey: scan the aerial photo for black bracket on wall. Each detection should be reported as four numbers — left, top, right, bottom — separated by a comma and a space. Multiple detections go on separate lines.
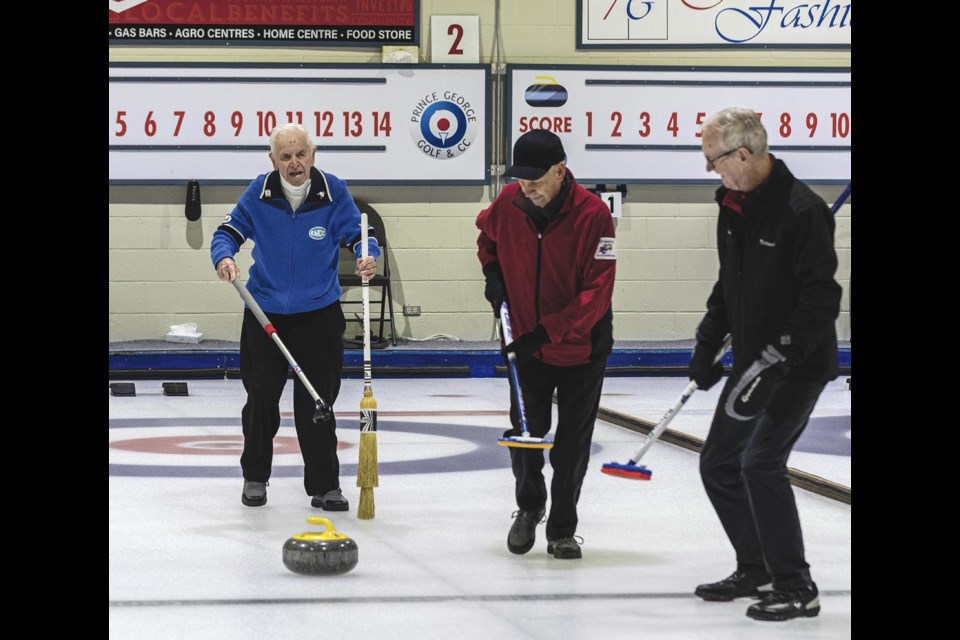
185, 180, 202, 221
590, 184, 628, 200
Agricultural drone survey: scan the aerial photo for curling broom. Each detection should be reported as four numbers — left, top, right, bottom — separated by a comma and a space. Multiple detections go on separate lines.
600, 335, 731, 480
497, 300, 553, 449
356, 213, 379, 520
602, 185, 850, 479
232, 278, 332, 422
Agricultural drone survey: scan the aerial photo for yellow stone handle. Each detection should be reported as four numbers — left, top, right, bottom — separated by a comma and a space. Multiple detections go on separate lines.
291, 517, 351, 542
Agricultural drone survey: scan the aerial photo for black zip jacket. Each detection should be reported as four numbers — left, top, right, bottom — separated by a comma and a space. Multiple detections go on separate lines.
698, 158, 842, 382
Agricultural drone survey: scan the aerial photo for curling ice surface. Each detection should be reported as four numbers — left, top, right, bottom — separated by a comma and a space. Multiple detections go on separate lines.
110, 377, 850, 640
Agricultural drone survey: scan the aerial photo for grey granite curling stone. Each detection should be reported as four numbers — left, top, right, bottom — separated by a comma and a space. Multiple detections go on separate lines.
282, 517, 358, 576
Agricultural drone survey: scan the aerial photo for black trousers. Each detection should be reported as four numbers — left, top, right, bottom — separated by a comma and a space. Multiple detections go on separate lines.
699, 375, 826, 590
505, 356, 608, 539
239, 303, 345, 496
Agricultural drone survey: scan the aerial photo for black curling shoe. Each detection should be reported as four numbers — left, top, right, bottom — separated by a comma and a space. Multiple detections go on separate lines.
746, 584, 820, 621
547, 535, 583, 559
695, 569, 773, 601
241, 480, 267, 507
311, 488, 349, 511
507, 509, 545, 555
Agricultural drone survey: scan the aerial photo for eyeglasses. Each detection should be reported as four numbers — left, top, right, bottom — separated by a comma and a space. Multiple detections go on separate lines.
705, 147, 740, 169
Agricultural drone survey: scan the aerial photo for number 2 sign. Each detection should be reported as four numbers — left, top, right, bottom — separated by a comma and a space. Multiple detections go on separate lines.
431, 16, 479, 63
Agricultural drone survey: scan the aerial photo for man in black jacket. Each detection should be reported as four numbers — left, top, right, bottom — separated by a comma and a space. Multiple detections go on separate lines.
688, 108, 842, 621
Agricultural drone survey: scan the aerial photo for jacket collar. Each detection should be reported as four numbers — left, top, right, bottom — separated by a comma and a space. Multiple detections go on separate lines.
715, 157, 791, 214
259, 167, 333, 206
512, 168, 579, 221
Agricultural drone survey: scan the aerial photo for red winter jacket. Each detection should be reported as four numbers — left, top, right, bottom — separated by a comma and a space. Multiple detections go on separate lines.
476, 170, 616, 367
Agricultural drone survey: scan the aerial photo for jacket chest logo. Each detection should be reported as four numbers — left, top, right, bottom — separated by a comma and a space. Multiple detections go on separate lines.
759, 239, 776, 247
309, 226, 327, 240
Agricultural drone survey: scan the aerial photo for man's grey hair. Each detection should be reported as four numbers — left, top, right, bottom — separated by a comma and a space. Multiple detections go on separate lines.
268, 123, 315, 156
704, 108, 768, 155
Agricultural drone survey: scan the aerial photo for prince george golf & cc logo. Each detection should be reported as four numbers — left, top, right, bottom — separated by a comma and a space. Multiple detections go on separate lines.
409, 90, 479, 160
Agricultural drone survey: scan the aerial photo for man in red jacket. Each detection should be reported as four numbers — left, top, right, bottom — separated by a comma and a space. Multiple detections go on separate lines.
476, 129, 617, 559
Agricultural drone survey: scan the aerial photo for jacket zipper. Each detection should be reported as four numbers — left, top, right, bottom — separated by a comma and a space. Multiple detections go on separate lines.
534, 233, 543, 325
286, 203, 297, 313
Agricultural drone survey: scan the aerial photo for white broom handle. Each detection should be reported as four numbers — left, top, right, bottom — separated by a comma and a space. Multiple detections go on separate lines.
628, 334, 732, 463
361, 214, 372, 382
232, 278, 328, 408
234, 277, 271, 329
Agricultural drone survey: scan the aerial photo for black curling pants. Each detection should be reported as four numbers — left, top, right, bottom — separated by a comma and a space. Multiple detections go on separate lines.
239, 303, 345, 496
505, 356, 608, 540
699, 375, 826, 591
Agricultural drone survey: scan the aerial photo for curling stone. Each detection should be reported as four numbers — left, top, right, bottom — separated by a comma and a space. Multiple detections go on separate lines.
282, 517, 358, 576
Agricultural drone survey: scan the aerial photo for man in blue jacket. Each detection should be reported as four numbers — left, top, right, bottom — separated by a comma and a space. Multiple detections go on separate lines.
688, 108, 842, 621
212, 123, 379, 511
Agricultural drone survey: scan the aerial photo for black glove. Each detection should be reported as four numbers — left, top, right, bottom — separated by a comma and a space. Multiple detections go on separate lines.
504, 324, 550, 366
689, 341, 725, 391
724, 345, 789, 421
483, 263, 507, 318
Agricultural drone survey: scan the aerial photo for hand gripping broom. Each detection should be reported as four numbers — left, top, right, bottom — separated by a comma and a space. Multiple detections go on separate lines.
600, 335, 731, 480
356, 213, 379, 520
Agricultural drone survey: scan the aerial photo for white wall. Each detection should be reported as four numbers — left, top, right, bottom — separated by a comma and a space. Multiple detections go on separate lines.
108, 1, 852, 343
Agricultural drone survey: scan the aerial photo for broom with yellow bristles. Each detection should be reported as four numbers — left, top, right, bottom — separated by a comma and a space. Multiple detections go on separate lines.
356, 212, 379, 520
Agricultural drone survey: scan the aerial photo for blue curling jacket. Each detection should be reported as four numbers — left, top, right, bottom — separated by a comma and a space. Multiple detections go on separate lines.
211, 167, 380, 315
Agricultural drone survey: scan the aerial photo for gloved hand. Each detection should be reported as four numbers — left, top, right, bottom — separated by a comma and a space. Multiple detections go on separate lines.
689, 340, 725, 391
724, 345, 789, 421
483, 263, 507, 318
504, 324, 549, 366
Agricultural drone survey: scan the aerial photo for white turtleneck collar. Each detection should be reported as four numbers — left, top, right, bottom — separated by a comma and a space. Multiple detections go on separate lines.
279, 175, 311, 211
